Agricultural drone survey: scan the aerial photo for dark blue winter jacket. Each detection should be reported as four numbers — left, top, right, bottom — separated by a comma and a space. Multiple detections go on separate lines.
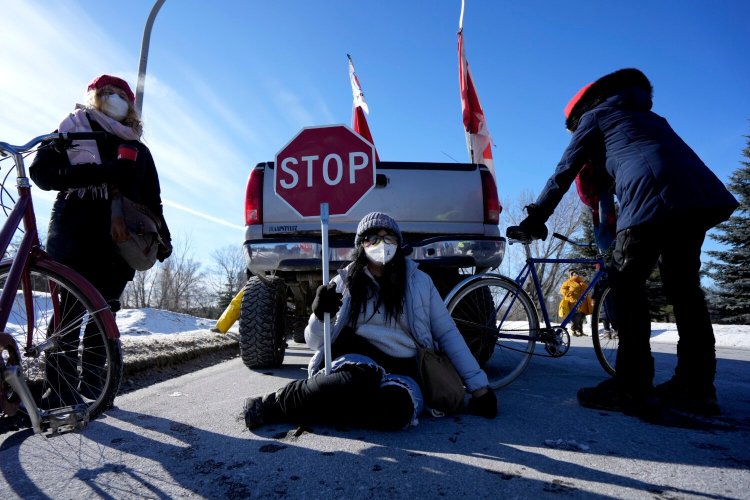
535, 86, 738, 231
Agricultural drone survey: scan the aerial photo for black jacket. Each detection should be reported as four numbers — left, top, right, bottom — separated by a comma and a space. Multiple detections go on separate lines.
30, 116, 171, 290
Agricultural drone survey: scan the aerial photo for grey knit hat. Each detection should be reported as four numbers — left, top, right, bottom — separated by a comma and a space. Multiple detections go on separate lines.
354, 212, 402, 247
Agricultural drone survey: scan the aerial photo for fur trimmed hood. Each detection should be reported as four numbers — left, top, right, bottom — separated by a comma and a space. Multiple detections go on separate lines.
565, 68, 653, 131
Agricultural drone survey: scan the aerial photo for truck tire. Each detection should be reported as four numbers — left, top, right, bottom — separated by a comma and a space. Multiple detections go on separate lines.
239, 276, 287, 369
424, 267, 496, 365
451, 284, 496, 365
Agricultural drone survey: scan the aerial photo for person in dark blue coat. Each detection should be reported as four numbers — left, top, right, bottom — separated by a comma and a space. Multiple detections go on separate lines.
511, 68, 738, 420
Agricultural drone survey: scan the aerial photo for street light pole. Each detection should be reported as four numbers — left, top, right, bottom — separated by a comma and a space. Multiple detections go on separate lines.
135, 0, 167, 115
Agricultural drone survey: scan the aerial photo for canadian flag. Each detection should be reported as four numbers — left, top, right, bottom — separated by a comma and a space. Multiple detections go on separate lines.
348, 54, 380, 162
458, 29, 494, 177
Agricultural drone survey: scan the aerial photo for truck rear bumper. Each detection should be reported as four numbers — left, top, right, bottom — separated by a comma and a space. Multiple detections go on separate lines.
244, 236, 505, 275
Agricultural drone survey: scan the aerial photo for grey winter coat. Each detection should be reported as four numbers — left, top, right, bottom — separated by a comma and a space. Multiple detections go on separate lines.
304, 259, 489, 392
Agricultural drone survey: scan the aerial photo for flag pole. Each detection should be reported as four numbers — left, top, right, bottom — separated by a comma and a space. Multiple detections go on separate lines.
459, 0, 465, 32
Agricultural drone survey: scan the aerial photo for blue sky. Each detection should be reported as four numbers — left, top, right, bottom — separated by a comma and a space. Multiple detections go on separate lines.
1, 0, 748, 269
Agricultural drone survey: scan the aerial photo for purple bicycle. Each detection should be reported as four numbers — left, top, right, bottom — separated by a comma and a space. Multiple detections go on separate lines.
0, 132, 122, 435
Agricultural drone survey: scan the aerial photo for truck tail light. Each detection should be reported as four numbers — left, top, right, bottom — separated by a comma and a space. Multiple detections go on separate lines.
481, 169, 501, 225
245, 167, 263, 225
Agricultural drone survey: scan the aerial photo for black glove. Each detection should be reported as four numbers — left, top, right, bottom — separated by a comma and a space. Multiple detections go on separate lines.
312, 283, 343, 321
509, 203, 548, 241
157, 239, 173, 262
467, 389, 498, 418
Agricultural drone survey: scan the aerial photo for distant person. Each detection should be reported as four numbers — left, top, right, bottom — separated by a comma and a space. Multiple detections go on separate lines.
242, 212, 497, 430
559, 269, 591, 336
212, 289, 244, 334
30, 75, 172, 405
510, 68, 738, 419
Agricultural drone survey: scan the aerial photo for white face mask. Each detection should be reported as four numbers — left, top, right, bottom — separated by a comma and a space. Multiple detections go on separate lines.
364, 242, 398, 265
101, 93, 130, 121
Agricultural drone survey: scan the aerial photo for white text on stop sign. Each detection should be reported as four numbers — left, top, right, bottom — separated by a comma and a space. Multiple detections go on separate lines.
279, 152, 370, 189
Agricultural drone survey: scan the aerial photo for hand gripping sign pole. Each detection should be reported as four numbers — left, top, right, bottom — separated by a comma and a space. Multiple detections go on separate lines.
274, 125, 376, 375
320, 202, 333, 374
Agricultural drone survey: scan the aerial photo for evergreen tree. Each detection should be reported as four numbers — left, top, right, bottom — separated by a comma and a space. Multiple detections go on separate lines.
705, 133, 750, 324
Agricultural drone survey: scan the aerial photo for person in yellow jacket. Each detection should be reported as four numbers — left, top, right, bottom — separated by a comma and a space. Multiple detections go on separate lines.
558, 269, 593, 336
212, 289, 243, 333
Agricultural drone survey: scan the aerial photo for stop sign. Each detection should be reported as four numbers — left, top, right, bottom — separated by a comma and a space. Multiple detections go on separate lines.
275, 125, 376, 217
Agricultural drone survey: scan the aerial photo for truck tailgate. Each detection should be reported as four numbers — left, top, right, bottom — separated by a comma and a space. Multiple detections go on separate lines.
261, 161, 487, 237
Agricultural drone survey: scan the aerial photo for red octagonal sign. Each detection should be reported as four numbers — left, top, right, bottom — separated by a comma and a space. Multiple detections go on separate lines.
275, 125, 376, 218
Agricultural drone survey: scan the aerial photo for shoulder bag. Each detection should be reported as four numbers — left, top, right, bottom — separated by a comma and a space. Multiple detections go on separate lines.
112, 195, 162, 271
408, 330, 466, 414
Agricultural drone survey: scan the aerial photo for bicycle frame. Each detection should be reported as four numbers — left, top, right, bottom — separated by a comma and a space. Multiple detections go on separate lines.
1, 134, 121, 434
0, 137, 119, 341
513, 241, 607, 332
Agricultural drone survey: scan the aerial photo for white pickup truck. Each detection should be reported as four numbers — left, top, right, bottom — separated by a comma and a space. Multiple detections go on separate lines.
240, 160, 505, 368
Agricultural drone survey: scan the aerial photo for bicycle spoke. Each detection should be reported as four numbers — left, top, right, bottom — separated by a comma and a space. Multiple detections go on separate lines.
448, 276, 538, 389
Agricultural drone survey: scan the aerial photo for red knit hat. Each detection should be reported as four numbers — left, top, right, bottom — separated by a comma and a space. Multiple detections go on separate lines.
87, 75, 135, 103
564, 82, 593, 120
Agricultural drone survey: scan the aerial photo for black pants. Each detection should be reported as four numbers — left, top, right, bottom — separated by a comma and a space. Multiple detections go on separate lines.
274, 363, 414, 430
610, 220, 716, 392
571, 312, 585, 333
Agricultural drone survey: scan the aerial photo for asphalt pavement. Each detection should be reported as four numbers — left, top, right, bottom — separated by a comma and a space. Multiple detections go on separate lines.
1, 336, 749, 499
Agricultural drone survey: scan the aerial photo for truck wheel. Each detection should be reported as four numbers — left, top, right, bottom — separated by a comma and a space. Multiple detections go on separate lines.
449, 283, 497, 366
239, 276, 287, 369
290, 297, 308, 344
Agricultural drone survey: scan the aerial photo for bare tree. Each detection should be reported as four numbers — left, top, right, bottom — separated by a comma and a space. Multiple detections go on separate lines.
500, 189, 584, 310
121, 267, 157, 308
209, 244, 245, 308
121, 234, 209, 314
153, 237, 205, 312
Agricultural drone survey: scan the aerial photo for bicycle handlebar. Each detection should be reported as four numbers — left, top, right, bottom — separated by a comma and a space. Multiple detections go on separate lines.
506, 227, 596, 250
0, 131, 107, 156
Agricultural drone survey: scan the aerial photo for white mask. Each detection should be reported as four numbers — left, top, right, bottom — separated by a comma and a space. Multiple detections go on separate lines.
101, 93, 129, 121
364, 242, 398, 265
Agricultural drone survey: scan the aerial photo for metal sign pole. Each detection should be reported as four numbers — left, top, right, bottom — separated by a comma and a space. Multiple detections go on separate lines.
320, 202, 332, 375
135, 0, 166, 115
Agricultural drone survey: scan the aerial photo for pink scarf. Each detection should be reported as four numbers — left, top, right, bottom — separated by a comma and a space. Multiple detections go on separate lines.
58, 105, 140, 199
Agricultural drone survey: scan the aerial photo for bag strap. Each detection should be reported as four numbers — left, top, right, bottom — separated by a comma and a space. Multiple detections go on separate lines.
124, 197, 162, 231
111, 188, 162, 231
402, 323, 433, 352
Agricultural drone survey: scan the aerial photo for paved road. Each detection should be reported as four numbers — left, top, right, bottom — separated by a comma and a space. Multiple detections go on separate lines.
1, 337, 749, 499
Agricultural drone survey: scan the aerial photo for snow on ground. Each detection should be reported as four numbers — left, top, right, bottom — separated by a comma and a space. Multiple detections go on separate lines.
115, 308, 238, 373
116, 308, 750, 349
650, 322, 750, 349
116, 308, 216, 336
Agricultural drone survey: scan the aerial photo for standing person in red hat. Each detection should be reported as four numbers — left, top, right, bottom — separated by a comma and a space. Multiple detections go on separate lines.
30, 75, 172, 406
509, 68, 738, 421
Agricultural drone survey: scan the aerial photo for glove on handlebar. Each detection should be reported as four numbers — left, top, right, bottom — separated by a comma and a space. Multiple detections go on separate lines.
514, 203, 549, 241
312, 283, 343, 321
467, 389, 498, 418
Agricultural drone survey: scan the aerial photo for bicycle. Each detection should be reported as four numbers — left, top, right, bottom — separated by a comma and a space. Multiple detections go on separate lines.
0, 132, 123, 435
445, 229, 618, 389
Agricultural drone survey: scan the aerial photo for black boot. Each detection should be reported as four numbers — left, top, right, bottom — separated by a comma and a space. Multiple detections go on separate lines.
655, 376, 719, 416
243, 392, 283, 429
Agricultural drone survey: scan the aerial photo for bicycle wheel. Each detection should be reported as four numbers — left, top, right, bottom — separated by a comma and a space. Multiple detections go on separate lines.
591, 284, 617, 376
0, 262, 122, 422
446, 275, 539, 389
